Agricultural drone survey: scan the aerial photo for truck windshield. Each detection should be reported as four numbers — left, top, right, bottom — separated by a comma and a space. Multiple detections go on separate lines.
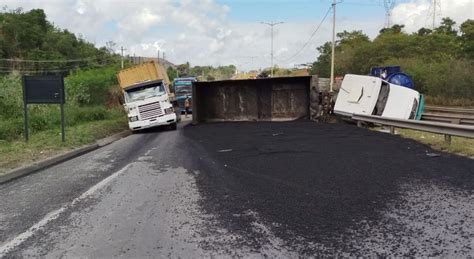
125, 83, 166, 102
174, 81, 192, 94
372, 82, 390, 116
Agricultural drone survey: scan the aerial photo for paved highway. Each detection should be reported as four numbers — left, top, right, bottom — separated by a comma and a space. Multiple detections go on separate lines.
0, 117, 473, 257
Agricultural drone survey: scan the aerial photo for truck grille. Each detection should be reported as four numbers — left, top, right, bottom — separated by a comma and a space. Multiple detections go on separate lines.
138, 102, 162, 119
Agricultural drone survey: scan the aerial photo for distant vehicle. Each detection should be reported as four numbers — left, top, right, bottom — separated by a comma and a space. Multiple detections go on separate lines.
172, 77, 196, 114
334, 74, 424, 120
117, 62, 178, 131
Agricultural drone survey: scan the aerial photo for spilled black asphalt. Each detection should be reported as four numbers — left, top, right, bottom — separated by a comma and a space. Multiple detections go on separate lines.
1, 119, 472, 257
183, 120, 474, 256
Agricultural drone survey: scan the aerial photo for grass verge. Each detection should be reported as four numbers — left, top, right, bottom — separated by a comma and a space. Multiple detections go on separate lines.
382, 127, 474, 158
0, 116, 128, 174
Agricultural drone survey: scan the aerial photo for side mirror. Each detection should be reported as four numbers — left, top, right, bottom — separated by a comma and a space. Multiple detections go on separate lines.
118, 95, 124, 105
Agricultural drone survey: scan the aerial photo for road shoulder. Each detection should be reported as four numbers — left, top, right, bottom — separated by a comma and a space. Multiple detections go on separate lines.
0, 130, 131, 184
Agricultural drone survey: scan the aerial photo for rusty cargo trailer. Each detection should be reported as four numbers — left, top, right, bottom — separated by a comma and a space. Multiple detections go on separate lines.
192, 76, 313, 124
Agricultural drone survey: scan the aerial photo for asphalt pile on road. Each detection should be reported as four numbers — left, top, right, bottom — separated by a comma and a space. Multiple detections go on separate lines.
183, 121, 474, 255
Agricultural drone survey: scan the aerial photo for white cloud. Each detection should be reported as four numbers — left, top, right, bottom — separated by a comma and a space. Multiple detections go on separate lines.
2, 0, 471, 71
391, 0, 474, 32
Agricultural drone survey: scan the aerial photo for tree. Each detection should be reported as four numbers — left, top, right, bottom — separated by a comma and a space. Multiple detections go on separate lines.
417, 27, 432, 36
167, 66, 178, 82
379, 24, 405, 34
309, 18, 473, 102
176, 62, 190, 76
460, 19, 474, 59
435, 17, 457, 36
0, 8, 119, 74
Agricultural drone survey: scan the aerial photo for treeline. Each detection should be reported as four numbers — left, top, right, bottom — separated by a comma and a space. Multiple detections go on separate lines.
0, 8, 118, 74
167, 63, 237, 81
311, 18, 474, 104
0, 8, 125, 141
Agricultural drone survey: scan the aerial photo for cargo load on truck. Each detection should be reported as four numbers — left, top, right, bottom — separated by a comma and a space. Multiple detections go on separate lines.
117, 61, 178, 131
117, 61, 173, 96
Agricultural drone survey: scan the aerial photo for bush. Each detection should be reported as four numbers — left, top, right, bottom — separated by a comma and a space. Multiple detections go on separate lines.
0, 66, 125, 140
0, 73, 23, 119
389, 58, 474, 101
65, 67, 119, 106
0, 118, 23, 140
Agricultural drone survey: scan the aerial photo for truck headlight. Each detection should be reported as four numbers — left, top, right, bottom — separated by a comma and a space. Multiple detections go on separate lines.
164, 107, 174, 114
129, 116, 139, 122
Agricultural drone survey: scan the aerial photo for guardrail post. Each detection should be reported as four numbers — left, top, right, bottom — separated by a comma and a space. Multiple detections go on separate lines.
444, 134, 452, 145
390, 126, 395, 135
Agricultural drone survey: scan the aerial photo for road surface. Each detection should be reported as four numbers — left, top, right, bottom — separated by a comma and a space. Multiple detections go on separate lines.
0, 118, 473, 257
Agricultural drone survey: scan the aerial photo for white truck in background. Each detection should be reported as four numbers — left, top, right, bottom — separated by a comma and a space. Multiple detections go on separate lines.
117, 61, 178, 131
334, 74, 424, 120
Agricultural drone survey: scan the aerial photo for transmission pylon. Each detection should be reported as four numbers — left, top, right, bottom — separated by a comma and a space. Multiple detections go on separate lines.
384, 0, 396, 28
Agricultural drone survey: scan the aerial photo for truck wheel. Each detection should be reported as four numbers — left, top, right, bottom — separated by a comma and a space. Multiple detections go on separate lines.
170, 122, 177, 130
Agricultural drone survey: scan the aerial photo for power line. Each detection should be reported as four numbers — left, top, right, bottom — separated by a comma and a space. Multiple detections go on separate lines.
0, 62, 112, 74
0, 57, 98, 63
275, 6, 332, 63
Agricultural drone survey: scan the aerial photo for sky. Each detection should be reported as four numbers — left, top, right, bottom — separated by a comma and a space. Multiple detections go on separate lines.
3, 0, 473, 71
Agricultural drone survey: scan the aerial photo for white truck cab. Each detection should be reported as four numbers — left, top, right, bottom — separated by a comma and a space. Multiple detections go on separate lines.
123, 79, 177, 131
334, 74, 423, 120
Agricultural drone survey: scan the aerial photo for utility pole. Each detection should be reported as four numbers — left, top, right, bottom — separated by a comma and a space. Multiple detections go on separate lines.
330, 0, 336, 92
121, 46, 127, 69
157, 50, 160, 64
163, 52, 166, 61
261, 21, 284, 77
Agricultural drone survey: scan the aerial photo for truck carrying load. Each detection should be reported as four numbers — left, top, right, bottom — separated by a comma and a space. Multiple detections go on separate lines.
117, 62, 178, 131
117, 61, 171, 92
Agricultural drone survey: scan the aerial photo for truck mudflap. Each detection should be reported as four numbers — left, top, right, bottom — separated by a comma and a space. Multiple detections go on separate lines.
415, 94, 425, 120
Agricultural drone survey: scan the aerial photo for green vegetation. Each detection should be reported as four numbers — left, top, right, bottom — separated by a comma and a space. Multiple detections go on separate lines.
0, 8, 118, 72
311, 18, 474, 105
0, 8, 128, 171
0, 70, 127, 172
395, 128, 474, 158
0, 117, 127, 173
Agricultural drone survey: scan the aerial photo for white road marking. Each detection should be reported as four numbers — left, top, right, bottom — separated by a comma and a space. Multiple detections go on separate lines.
0, 164, 132, 257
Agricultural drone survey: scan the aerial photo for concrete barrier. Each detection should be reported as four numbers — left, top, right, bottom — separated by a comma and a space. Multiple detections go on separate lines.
192, 76, 314, 124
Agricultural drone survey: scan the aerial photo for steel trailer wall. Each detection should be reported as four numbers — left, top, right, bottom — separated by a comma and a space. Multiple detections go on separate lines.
192, 76, 312, 123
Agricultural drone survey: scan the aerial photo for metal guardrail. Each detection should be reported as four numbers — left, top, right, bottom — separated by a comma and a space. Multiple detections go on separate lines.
421, 113, 474, 125
422, 106, 474, 126
424, 106, 474, 114
352, 114, 474, 144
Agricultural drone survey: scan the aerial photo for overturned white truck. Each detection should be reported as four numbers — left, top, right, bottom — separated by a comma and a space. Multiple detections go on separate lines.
334, 74, 424, 120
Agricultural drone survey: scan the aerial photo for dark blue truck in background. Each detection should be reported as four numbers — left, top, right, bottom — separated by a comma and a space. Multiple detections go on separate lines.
172, 77, 196, 114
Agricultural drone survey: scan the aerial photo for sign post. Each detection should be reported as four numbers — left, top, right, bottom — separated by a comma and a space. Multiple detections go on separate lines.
22, 76, 65, 142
